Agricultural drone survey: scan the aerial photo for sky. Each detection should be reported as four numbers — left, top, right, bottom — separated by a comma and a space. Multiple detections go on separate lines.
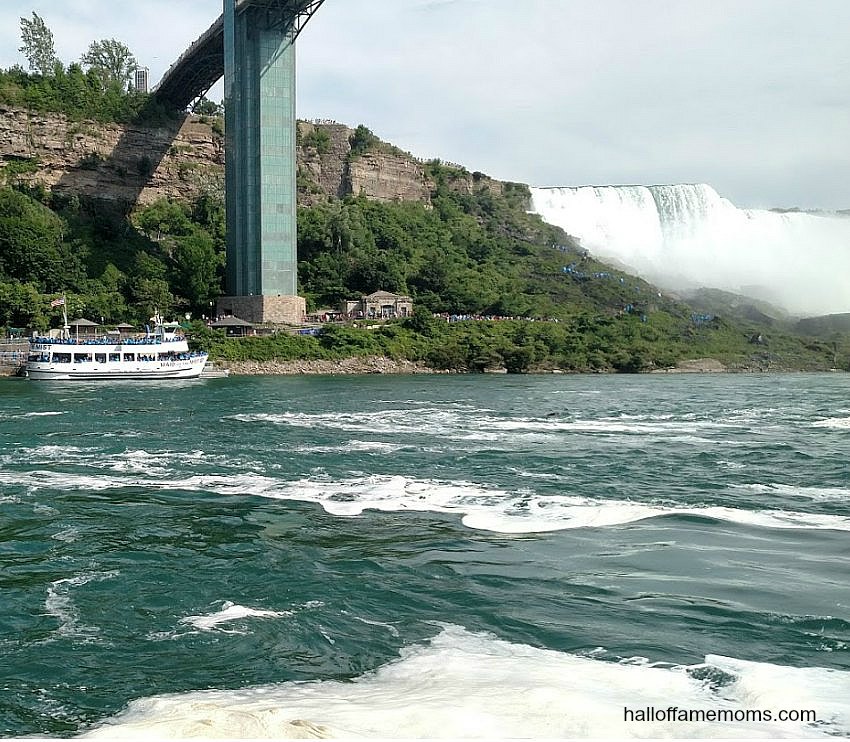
1, 0, 849, 210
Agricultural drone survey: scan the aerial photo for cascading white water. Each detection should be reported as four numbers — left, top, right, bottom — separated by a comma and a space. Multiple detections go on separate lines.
531, 184, 850, 316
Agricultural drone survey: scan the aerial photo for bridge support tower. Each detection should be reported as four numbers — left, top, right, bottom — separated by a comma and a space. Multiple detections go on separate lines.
218, 0, 311, 325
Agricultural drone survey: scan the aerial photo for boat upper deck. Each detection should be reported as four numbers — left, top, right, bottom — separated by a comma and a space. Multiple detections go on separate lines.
31, 335, 188, 347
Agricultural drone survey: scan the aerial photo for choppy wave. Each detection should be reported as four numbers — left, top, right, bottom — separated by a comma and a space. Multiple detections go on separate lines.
5, 374, 850, 739
228, 409, 468, 437
292, 440, 407, 454
45, 571, 119, 639
1, 411, 67, 419
0, 446, 213, 475
179, 601, 293, 633
733, 483, 850, 503
226, 409, 749, 444
79, 625, 850, 739
812, 416, 850, 430
8, 469, 850, 534
51, 525, 81, 543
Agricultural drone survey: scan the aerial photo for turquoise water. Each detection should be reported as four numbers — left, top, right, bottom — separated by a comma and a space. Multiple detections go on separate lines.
1, 373, 849, 738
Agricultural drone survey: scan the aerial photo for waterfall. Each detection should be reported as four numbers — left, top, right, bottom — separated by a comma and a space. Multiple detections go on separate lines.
531, 184, 850, 316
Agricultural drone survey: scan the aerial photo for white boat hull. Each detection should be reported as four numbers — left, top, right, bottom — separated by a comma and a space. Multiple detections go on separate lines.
26, 359, 207, 381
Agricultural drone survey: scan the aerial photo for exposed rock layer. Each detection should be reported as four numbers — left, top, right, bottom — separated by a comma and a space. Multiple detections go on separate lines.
0, 107, 509, 210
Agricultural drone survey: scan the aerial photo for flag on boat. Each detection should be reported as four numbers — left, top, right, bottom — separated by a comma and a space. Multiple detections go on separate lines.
50, 297, 65, 308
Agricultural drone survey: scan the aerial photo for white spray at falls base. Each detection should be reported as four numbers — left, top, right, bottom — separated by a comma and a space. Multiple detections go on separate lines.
531, 184, 850, 316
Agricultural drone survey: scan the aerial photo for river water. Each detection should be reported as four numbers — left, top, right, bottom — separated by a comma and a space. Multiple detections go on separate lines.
1, 373, 848, 738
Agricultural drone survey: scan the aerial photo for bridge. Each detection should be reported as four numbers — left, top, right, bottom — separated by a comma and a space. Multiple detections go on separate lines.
153, 1, 327, 323
154, 1, 326, 110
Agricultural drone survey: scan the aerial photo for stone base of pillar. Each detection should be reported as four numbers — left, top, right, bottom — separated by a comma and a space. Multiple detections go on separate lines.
216, 295, 306, 325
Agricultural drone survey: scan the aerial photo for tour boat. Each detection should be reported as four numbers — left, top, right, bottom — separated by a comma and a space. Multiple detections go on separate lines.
26, 318, 208, 381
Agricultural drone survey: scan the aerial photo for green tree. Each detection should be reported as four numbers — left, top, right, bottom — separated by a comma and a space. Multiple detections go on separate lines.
502, 345, 537, 374
405, 306, 440, 336
0, 280, 45, 329
19, 12, 57, 76
303, 128, 331, 154
193, 97, 222, 116
349, 125, 379, 157
192, 193, 226, 245
0, 188, 82, 291
136, 199, 193, 241
132, 278, 172, 319
81, 39, 137, 90
171, 229, 224, 310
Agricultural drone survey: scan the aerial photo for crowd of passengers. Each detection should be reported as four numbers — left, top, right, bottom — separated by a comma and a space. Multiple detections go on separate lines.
31, 335, 184, 345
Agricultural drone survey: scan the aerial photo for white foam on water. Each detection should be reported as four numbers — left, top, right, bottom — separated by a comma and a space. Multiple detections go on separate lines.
103, 449, 189, 475
79, 625, 850, 739
293, 440, 406, 454
228, 409, 465, 438
227, 409, 741, 443
0, 444, 84, 468
485, 417, 737, 434
201, 474, 850, 534
0, 447, 220, 479
179, 601, 293, 633
733, 483, 850, 503
717, 407, 779, 422
45, 570, 119, 639
0, 470, 135, 492
506, 467, 567, 480
344, 612, 401, 638
4, 470, 850, 534
51, 525, 80, 543
20, 444, 87, 457
707, 653, 850, 732
14, 411, 67, 418
812, 416, 850, 430
32, 502, 58, 515
717, 460, 747, 470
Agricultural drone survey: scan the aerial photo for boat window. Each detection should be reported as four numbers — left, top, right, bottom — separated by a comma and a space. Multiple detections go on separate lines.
123, 353, 135, 362
109, 353, 120, 362
74, 353, 92, 363
52, 353, 71, 363
95, 353, 107, 363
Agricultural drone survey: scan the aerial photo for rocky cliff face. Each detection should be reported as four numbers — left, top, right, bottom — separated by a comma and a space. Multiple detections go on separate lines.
0, 106, 223, 207
297, 121, 435, 206
0, 107, 513, 210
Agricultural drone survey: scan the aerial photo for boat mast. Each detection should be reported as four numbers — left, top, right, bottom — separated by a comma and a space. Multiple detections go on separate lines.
62, 295, 69, 339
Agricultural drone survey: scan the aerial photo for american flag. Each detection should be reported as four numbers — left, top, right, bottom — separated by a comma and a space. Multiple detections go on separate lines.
50, 297, 65, 308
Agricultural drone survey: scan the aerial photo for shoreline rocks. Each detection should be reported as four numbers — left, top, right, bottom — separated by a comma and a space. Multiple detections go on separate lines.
653, 358, 728, 373
220, 356, 737, 376
220, 356, 436, 376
